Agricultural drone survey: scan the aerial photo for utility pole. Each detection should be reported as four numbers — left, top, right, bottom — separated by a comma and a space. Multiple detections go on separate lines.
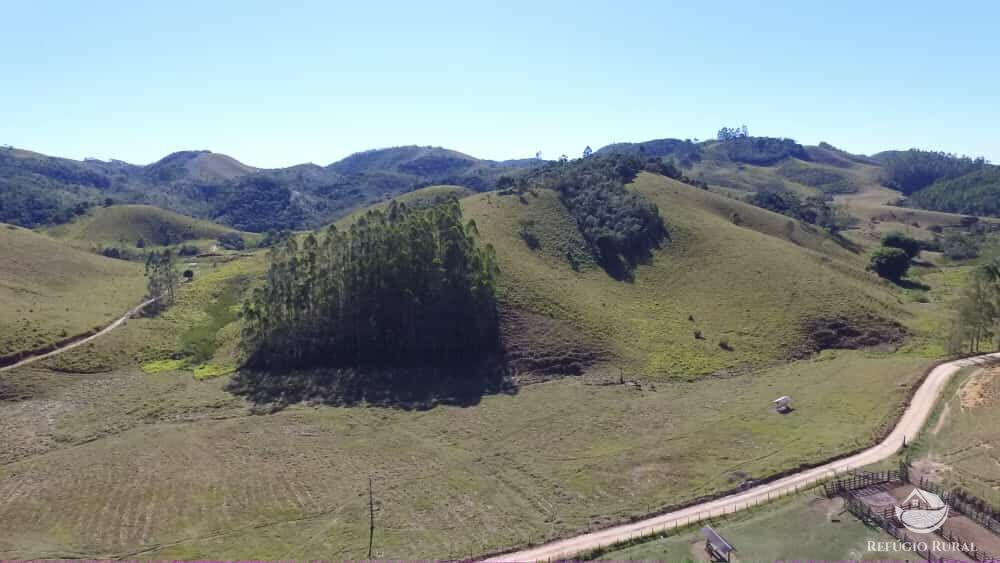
368, 475, 375, 558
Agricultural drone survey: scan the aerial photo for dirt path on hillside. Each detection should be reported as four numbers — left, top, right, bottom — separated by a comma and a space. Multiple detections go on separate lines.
0, 298, 157, 374
484, 353, 1000, 562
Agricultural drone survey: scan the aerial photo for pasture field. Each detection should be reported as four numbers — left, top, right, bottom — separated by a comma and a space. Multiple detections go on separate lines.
0, 224, 146, 358
36, 252, 265, 375
0, 350, 931, 559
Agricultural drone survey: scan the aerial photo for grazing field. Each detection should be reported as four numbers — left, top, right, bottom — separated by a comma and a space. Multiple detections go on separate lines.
0, 224, 145, 358
0, 350, 931, 559
463, 173, 912, 377
589, 491, 914, 561
912, 364, 1000, 506
35, 252, 265, 375
46, 204, 253, 249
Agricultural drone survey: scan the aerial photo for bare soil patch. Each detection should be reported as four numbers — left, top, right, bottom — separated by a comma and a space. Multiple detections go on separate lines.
960, 367, 999, 409
803, 315, 906, 354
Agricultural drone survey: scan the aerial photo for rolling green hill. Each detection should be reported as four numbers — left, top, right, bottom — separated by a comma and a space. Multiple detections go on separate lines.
464, 172, 907, 377
46, 204, 249, 248
0, 224, 146, 358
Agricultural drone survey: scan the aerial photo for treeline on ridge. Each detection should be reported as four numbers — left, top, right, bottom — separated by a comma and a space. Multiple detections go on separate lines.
240, 199, 500, 377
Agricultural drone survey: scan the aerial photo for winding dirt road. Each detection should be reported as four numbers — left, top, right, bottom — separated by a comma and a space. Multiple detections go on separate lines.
0, 298, 157, 373
486, 352, 1000, 562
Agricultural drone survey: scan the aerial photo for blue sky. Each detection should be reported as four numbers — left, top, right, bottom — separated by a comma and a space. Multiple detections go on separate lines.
2, 0, 998, 167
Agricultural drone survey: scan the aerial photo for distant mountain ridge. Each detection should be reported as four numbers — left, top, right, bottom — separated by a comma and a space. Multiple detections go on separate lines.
3, 137, 998, 231
0, 145, 539, 231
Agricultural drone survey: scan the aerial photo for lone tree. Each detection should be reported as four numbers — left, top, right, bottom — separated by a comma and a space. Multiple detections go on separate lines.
583, 146, 593, 159
869, 247, 910, 281
145, 250, 180, 313
882, 231, 921, 259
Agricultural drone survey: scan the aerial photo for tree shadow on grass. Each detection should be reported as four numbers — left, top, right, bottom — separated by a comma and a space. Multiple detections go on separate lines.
895, 278, 931, 291
227, 356, 516, 412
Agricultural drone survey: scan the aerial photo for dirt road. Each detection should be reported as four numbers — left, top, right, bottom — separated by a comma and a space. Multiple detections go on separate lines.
0, 298, 157, 373
485, 353, 1000, 562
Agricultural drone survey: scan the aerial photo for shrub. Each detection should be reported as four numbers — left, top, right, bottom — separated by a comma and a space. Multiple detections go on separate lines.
881, 231, 921, 259
941, 232, 979, 260
869, 247, 910, 281
178, 244, 200, 256
218, 232, 246, 250
518, 220, 541, 250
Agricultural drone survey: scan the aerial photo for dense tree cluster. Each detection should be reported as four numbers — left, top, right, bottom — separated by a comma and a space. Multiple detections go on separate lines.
747, 189, 849, 233
519, 154, 668, 278
217, 232, 246, 250
881, 231, 921, 259
875, 149, 987, 194
716, 137, 808, 165
868, 247, 910, 281
907, 166, 1000, 216
241, 199, 500, 373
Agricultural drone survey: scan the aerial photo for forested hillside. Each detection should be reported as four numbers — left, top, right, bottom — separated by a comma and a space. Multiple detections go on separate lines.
908, 166, 1000, 217
872, 148, 987, 194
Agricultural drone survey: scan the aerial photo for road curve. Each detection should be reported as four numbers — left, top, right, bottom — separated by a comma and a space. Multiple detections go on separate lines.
0, 297, 158, 373
485, 352, 1000, 562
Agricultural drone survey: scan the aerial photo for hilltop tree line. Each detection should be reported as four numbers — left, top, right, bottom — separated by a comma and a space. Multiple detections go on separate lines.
507, 154, 668, 279
876, 149, 987, 194
240, 199, 500, 374
716, 125, 749, 141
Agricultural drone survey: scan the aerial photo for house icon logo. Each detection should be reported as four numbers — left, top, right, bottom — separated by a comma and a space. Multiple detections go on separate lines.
894, 488, 949, 533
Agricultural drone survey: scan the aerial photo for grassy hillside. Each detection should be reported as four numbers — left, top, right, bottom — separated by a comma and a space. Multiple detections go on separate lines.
464, 173, 908, 377
0, 224, 146, 357
46, 204, 247, 248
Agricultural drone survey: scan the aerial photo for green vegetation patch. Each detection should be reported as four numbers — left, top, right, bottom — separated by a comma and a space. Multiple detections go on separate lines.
141, 358, 187, 373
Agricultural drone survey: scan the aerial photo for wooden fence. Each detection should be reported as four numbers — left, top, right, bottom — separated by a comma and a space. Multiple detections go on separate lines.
827, 467, 1000, 562
938, 523, 999, 562
822, 469, 902, 498
918, 476, 1000, 535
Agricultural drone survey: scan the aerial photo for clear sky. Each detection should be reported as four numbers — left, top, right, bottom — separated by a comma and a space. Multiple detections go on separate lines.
2, 0, 998, 167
